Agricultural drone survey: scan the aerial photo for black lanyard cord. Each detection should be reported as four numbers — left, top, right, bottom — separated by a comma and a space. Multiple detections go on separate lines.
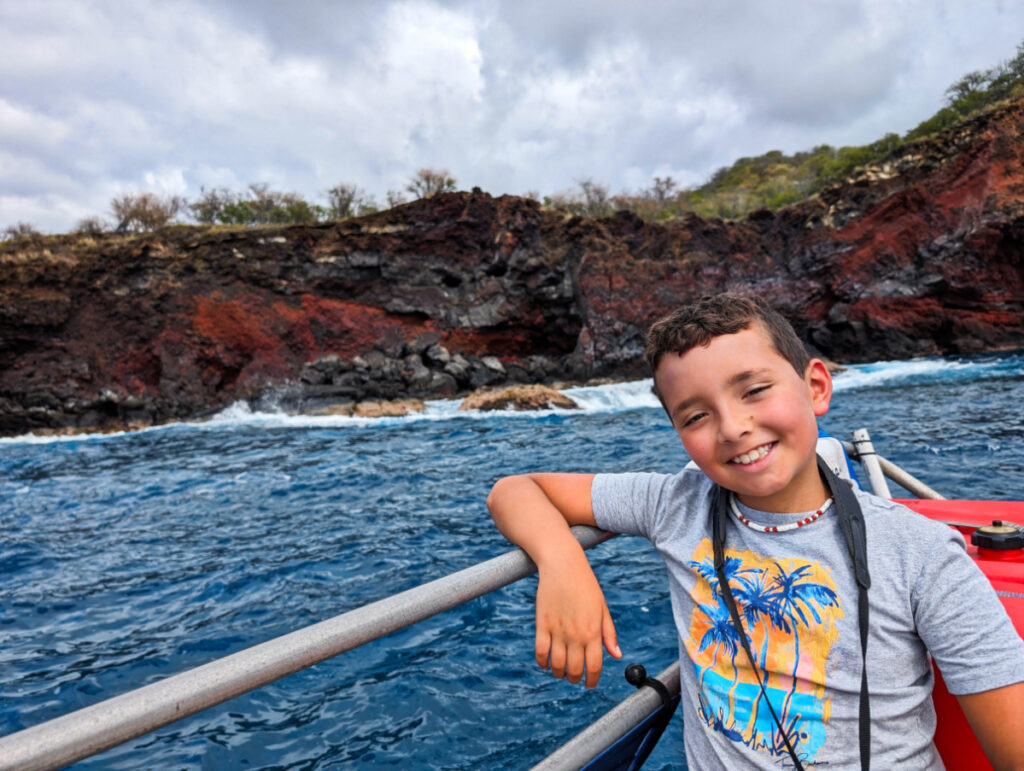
712, 485, 804, 769
711, 457, 871, 771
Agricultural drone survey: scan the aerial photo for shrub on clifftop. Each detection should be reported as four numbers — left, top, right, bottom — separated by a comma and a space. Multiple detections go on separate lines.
188, 184, 324, 226
406, 168, 457, 199
327, 184, 378, 219
905, 40, 1024, 140
2, 222, 42, 241
111, 192, 184, 233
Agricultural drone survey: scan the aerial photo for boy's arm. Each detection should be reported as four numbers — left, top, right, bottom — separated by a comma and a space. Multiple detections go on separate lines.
907, 517, 1024, 768
487, 473, 621, 689
956, 681, 1024, 770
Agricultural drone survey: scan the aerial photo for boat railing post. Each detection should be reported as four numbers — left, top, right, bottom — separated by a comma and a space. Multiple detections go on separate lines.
842, 438, 946, 500
531, 661, 681, 770
852, 428, 892, 499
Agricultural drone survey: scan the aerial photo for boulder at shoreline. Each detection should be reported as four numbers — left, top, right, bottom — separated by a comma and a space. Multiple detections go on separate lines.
307, 399, 427, 418
459, 384, 579, 412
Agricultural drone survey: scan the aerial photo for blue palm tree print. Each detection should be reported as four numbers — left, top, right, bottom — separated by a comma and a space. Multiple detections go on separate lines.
685, 540, 844, 764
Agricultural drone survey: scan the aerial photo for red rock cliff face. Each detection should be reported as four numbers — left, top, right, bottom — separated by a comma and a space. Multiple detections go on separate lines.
576, 101, 1024, 371
2, 100, 1023, 435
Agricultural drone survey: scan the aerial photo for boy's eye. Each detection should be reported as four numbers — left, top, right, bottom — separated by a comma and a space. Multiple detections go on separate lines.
681, 412, 706, 428
745, 384, 771, 398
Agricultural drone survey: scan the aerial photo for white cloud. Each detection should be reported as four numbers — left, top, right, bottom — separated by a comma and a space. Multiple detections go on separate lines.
2, 0, 1024, 232
142, 166, 188, 197
0, 98, 72, 149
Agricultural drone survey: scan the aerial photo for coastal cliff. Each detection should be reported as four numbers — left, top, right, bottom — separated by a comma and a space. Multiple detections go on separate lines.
2, 100, 1023, 436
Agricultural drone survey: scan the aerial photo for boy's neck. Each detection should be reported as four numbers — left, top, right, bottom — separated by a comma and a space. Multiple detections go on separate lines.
733, 472, 831, 514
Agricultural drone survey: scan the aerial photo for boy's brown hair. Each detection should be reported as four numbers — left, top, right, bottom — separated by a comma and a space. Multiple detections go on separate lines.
645, 293, 810, 379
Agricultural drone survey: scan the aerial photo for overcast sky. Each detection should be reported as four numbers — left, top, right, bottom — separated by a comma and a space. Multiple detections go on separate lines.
3, 0, 1023, 233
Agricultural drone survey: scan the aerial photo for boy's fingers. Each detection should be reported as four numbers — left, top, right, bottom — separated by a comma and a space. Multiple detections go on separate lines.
565, 643, 585, 684
535, 629, 551, 670
584, 640, 604, 689
549, 640, 567, 679
602, 608, 622, 659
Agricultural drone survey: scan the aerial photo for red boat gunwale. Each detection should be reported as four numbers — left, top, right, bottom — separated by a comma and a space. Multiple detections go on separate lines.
896, 498, 1024, 770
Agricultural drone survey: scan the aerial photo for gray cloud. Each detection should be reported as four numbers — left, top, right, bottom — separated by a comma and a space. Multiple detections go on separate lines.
2, 0, 1023, 232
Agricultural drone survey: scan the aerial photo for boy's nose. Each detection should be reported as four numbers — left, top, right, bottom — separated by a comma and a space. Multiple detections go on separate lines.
717, 405, 752, 441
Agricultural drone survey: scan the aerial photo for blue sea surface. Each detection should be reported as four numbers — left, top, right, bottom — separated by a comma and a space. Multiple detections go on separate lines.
1, 351, 1022, 769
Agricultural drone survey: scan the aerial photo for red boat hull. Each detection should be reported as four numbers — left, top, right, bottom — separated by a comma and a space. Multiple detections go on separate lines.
897, 499, 1024, 771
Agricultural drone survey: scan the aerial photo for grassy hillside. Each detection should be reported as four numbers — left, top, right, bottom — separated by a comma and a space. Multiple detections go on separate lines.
548, 40, 1024, 221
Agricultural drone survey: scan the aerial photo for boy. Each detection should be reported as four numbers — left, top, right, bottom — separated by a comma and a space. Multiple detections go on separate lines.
488, 294, 1024, 769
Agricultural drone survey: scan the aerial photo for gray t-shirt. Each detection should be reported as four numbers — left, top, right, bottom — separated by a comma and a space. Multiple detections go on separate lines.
592, 468, 1024, 770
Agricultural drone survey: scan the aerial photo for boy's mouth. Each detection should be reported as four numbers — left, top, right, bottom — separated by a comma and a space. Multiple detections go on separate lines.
729, 442, 775, 465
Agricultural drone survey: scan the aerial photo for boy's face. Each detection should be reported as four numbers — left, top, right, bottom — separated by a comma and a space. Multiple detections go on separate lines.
654, 323, 833, 513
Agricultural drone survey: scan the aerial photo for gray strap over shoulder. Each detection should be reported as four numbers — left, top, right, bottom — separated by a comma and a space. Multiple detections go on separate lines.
711, 456, 871, 770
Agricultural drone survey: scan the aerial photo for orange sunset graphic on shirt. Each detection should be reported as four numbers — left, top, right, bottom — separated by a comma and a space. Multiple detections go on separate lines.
685, 538, 844, 765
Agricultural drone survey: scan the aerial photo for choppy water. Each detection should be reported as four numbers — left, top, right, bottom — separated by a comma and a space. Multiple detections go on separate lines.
1, 351, 1022, 769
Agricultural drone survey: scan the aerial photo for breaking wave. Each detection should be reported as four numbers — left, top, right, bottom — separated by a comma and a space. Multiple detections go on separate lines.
2, 351, 1020, 445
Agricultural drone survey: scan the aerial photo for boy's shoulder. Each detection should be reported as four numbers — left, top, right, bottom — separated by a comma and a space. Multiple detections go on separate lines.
594, 465, 716, 504
853, 488, 978, 597
853, 487, 968, 561
854, 487, 961, 540
591, 466, 716, 538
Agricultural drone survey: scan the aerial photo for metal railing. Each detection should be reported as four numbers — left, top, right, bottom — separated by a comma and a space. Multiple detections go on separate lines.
851, 428, 893, 498
533, 661, 681, 770
843, 434, 945, 500
0, 527, 615, 771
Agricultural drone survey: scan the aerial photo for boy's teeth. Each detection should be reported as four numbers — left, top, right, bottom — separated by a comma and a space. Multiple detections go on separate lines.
732, 444, 770, 464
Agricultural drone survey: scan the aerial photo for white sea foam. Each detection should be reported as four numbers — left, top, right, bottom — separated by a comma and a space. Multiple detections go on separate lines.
562, 379, 660, 411
833, 357, 972, 392
0, 423, 176, 445
1, 353, 1018, 444
196, 382, 661, 430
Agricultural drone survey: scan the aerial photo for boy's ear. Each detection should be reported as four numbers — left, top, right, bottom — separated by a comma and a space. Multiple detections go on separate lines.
805, 359, 833, 417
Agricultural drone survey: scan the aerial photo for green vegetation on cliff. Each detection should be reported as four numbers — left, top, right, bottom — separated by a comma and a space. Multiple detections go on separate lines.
548, 39, 1024, 221
682, 43, 1024, 219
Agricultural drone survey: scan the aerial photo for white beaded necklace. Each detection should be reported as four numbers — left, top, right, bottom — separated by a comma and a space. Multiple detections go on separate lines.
729, 493, 834, 533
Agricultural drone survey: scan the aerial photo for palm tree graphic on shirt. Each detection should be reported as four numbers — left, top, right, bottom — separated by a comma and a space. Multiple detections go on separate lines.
686, 542, 842, 763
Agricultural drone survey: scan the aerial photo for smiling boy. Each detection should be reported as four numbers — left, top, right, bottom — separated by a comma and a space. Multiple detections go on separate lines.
488, 293, 1024, 769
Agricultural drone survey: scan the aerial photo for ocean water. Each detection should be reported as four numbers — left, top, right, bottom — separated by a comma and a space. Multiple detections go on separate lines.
1, 351, 1022, 769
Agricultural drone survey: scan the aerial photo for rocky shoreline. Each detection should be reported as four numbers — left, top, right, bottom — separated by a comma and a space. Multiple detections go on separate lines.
295, 332, 549, 406
3, 99, 1024, 437
19, 379, 589, 439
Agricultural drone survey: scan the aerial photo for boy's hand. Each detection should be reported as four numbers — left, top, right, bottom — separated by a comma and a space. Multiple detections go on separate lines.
535, 546, 621, 689
488, 473, 621, 688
